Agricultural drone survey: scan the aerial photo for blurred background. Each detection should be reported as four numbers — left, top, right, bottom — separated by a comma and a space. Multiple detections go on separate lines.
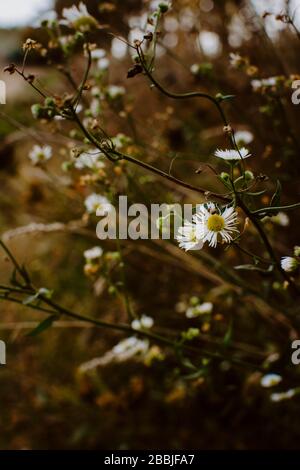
1, 0, 300, 450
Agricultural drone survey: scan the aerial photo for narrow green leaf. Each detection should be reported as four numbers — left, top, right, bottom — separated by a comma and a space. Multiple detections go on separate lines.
223, 317, 233, 346
27, 315, 58, 337
234, 264, 273, 273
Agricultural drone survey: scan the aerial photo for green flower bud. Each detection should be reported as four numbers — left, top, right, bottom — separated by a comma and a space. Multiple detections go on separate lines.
69, 129, 80, 139
108, 286, 117, 296
294, 246, 300, 257
244, 170, 254, 181
158, 2, 169, 13
61, 161, 72, 172
181, 328, 200, 341
44, 97, 55, 107
220, 172, 231, 184
190, 296, 199, 307
31, 104, 44, 119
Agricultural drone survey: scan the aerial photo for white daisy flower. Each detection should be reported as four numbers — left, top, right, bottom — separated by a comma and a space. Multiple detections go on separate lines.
193, 203, 239, 248
281, 256, 299, 272
234, 130, 253, 146
28, 145, 52, 165
176, 221, 204, 251
74, 151, 105, 170
186, 302, 213, 318
61, 2, 98, 32
84, 246, 103, 262
106, 85, 125, 100
214, 147, 251, 161
132, 315, 154, 331
260, 373, 282, 388
84, 193, 111, 214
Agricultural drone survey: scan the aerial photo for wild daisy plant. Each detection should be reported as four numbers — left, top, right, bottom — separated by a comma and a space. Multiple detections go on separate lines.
2, 1, 300, 380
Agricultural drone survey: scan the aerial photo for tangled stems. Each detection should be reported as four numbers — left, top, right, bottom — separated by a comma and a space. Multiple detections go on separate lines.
132, 50, 300, 290
6, 31, 300, 328
14, 36, 298, 288
71, 109, 229, 202
237, 197, 300, 293
136, 45, 229, 128
0, 240, 262, 370
72, 103, 298, 290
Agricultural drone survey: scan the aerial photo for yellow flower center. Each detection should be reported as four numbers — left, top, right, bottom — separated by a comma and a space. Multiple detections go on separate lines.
207, 214, 225, 232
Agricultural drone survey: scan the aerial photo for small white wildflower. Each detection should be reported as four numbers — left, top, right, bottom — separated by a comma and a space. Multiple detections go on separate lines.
141, 315, 154, 329
193, 203, 239, 248
106, 85, 125, 99
229, 52, 243, 68
251, 77, 277, 91
132, 315, 154, 331
234, 130, 253, 146
89, 98, 101, 118
214, 147, 251, 161
131, 319, 141, 330
260, 373, 282, 388
84, 193, 111, 214
84, 246, 103, 262
190, 63, 200, 75
251, 79, 262, 92
74, 150, 105, 170
59, 35, 73, 48
61, 2, 98, 32
112, 133, 132, 150
270, 389, 296, 402
176, 221, 204, 251
281, 256, 298, 273
112, 336, 149, 361
197, 301, 213, 315
186, 302, 213, 318
28, 145, 52, 165
91, 86, 101, 97
98, 57, 110, 70
91, 48, 106, 60
270, 212, 289, 227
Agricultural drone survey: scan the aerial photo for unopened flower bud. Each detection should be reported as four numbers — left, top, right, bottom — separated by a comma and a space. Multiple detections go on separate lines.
244, 170, 254, 181
220, 172, 230, 183
159, 2, 169, 13
294, 246, 300, 257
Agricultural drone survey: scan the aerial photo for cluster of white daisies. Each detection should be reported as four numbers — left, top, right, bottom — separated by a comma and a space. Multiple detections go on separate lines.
176, 203, 239, 251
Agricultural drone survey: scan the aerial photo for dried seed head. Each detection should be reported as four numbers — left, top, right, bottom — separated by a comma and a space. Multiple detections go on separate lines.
223, 125, 233, 134
4, 63, 16, 75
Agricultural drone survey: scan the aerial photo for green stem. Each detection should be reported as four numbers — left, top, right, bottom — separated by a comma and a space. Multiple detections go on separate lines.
252, 203, 300, 216
238, 197, 300, 292
72, 110, 229, 201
